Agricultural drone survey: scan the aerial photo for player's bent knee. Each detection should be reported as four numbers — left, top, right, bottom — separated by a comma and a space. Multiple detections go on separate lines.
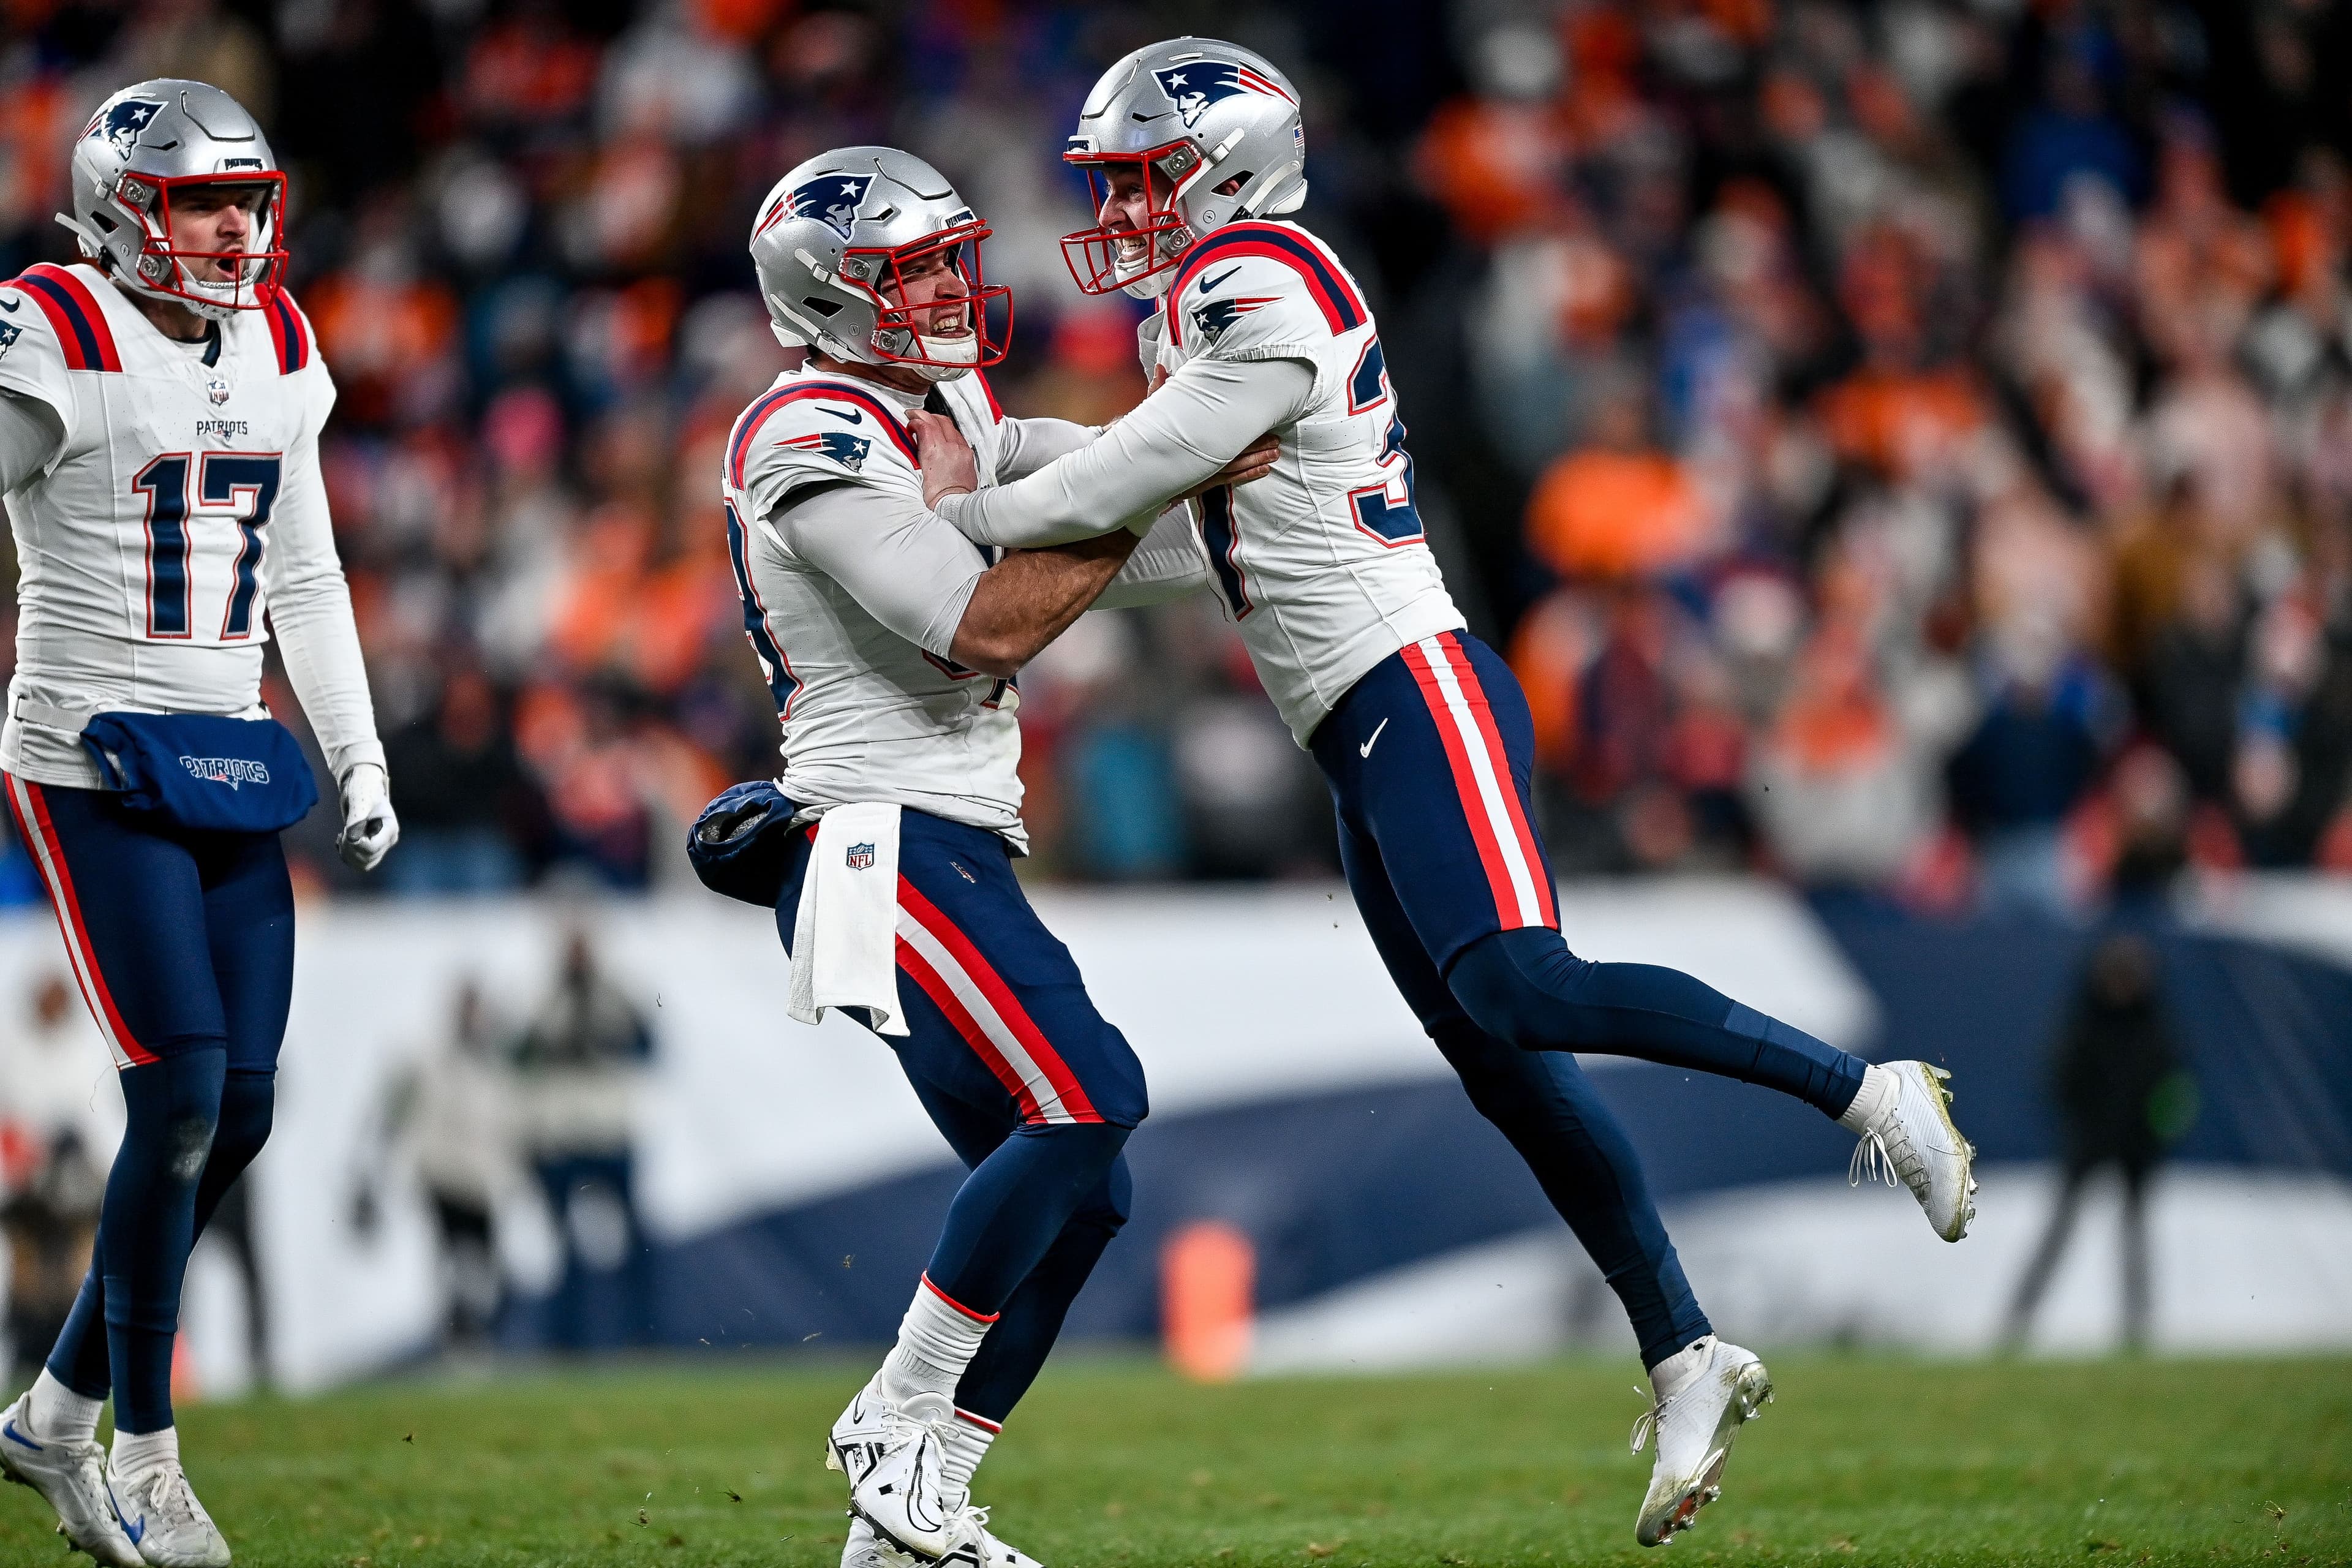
1446, 929, 1607, 1054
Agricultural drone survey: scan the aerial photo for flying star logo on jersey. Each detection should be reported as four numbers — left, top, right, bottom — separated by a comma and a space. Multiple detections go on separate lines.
777, 429, 873, 472
1153, 62, 1294, 127
85, 98, 167, 160
0, 322, 17, 361
783, 173, 875, 241
1189, 293, 1282, 342
845, 842, 876, 871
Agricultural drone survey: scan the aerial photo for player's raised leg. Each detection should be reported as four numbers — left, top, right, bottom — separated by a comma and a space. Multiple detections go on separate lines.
1333, 796, 1771, 1542
1314, 630, 1977, 1243
791, 813, 1146, 1566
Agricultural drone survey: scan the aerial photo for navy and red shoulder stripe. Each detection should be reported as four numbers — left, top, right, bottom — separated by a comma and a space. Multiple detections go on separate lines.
1167, 223, 1367, 348
260, 286, 312, 374
727, 380, 919, 491
11, 265, 122, 372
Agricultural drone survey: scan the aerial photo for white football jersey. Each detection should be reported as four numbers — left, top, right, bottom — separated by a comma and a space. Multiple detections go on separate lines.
0, 262, 370, 789
1151, 220, 1464, 742
722, 365, 1031, 842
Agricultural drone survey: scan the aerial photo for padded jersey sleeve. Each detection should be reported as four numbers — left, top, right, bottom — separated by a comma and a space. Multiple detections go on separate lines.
0, 282, 79, 457
764, 480, 985, 661
730, 384, 924, 527
933, 355, 1315, 549
1163, 228, 1370, 371
264, 352, 386, 781
0, 391, 64, 493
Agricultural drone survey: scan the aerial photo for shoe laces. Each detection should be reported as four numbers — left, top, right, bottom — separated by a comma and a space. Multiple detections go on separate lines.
130, 1464, 207, 1531
1629, 1385, 1663, 1456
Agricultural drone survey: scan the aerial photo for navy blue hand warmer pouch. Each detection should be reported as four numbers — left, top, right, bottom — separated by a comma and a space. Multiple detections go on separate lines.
687, 779, 802, 907
80, 712, 321, 834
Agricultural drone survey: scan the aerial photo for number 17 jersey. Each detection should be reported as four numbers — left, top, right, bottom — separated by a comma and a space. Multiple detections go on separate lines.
0, 262, 337, 788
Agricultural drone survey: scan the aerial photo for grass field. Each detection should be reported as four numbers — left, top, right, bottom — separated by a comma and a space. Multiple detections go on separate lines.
3, 1355, 2346, 1567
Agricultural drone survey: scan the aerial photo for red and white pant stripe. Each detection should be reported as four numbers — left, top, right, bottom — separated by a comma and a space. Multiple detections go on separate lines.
4, 774, 152, 1067
1399, 633, 1559, 932
894, 880, 1102, 1126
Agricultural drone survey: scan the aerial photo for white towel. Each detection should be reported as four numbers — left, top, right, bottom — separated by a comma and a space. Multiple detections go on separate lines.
787, 802, 908, 1036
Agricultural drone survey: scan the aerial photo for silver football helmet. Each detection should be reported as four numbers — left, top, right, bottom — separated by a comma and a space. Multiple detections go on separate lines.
1062, 38, 1308, 299
58, 79, 285, 321
747, 146, 1011, 382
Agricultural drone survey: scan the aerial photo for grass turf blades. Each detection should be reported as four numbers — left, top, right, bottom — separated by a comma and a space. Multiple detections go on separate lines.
2, 1354, 2345, 1566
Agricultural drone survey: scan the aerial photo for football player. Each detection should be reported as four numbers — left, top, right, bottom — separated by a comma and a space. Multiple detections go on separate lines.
916, 41, 1980, 1547
0, 81, 396, 1566
725, 147, 1268, 1568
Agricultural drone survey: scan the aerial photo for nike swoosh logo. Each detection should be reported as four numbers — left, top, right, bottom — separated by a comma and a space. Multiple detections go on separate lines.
1359, 717, 1390, 758
820, 406, 863, 424
105, 1482, 142, 1545
1199, 266, 1241, 293
0, 295, 18, 312
2, 1419, 41, 1450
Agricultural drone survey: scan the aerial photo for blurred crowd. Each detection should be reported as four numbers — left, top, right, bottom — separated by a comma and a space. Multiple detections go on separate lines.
3, 0, 2351, 916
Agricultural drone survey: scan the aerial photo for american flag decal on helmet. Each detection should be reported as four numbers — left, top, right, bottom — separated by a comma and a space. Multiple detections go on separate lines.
1153, 62, 1294, 128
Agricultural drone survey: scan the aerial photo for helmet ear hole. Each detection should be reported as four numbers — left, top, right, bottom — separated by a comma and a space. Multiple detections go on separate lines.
800, 297, 844, 317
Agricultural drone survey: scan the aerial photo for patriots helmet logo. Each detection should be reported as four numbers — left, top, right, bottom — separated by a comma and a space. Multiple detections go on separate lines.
1153, 62, 1294, 128
86, 98, 166, 160
1190, 294, 1281, 342
784, 173, 875, 241
779, 430, 873, 472
845, 842, 876, 871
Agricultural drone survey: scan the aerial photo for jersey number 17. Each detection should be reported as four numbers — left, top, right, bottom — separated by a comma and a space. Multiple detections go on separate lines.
134, 452, 283, 641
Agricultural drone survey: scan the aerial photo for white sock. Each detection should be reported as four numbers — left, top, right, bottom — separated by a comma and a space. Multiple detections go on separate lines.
1649, 1335, 1716, 1403
1837, 1063, 1896, 1133
26, 1368, 102, 1442
878, 1275, 995, 1404
938, 1410, 998, 1509
111, 1425, 178, 1479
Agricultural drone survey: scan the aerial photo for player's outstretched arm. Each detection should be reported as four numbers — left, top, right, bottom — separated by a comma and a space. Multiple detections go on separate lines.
919, 355, 1310, 547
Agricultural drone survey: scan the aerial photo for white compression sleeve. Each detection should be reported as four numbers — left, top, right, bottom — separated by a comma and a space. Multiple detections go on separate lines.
935, 355, 1315, 548
0, 390, 64, 493
993, 415, 1095, 481
264, 428, 386, 781
1095, 505, 1211, 609
771, 481, 986, 660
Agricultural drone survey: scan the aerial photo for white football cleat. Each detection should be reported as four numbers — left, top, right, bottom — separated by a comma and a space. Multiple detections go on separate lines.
1630, 1337, 1772, 1547
0, 1394, 142, 1566
845, 1509, 1046, 1568
104, 1460, 230, 1567
1849, 1060, 1978, 1241
826, 1376, 907, 1492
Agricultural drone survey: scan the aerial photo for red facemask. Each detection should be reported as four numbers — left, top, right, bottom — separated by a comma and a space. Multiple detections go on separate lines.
853, 220, 1014, 370
112, 171, 287, 311
1060, 144, 1200, 296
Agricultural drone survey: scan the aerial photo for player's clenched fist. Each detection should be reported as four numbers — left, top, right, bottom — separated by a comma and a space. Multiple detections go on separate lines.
337, 762, 401, 872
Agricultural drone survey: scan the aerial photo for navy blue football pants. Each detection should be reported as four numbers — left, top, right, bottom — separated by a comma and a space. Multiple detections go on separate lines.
775, 809, 1147, 1424
1309, 633, 1869, 1368
6, 775, 293, 1432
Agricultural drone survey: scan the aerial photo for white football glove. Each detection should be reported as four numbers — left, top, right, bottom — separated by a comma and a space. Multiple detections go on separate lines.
337, 762, 399, 873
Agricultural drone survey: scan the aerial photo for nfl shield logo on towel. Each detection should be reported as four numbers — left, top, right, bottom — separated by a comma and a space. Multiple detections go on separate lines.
845, 842, 876, 871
